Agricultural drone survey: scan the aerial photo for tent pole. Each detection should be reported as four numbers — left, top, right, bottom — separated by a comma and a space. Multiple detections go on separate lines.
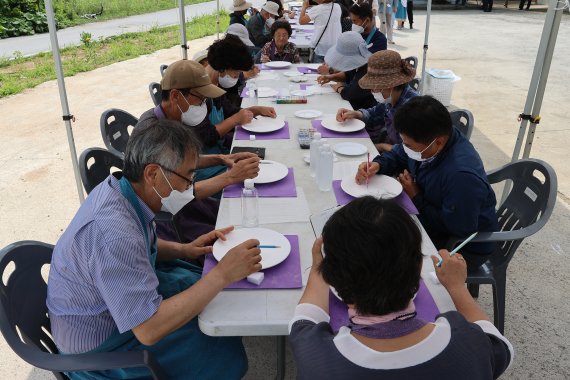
217, 0, 221, 39
178, 0, 188, 59
44, 0, 85, 203
521, 3, 563, 159
501, 0, 562, 203
419, 0, 432, 94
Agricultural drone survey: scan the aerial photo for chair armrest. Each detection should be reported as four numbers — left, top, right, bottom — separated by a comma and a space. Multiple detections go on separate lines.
446, 224, 541, 250
19, 348, 166, 379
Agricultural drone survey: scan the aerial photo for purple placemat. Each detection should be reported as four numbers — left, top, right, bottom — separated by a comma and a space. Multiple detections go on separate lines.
297, 66, 319, 74
235, 122, 290, 140
223, 168, 297, 198
329, 279, 440, 332
311, 119, 370, 139
202, 235, 302, 289
332, 180, 418, 215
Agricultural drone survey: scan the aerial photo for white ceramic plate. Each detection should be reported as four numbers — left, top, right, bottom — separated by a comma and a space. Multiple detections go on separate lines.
283, 71, 303, 77
241, 117, 285, 133
295, 109, 323, 119
321, 117, 365, 133
264, 61, 292, 69
213, 228, 291, 270
340, 173, 403, 199
305, 63, 321, 70
255, 71, 279, 81
289, 76, 308, 83
256, 87, 279, 98
291, 89, 311, 97
254, 160, 289, 184
333, 142, 368, 156
303, 153, 338, 164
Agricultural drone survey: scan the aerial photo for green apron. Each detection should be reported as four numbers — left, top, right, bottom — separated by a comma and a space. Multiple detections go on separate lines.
66, 177, 247, 379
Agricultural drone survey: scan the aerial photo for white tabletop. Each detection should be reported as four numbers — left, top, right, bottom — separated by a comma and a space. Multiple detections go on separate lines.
198, 65, 455, 336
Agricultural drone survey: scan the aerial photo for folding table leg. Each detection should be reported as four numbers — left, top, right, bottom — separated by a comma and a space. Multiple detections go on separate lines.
275, 335, 286, 380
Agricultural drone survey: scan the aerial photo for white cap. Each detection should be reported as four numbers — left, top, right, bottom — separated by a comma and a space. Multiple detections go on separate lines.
262, 1, 280, 16
313, 132, 322, 139
244, 178, 255, 188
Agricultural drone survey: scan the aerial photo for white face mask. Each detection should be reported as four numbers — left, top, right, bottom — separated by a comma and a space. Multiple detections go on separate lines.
372, 89, 392, 104
351, 19, 367, 34
218, 73, 239, 88
403, 139, 437, 162
266, 17, 275, 28
153, 167, 195, 215
178, 95, 207, 126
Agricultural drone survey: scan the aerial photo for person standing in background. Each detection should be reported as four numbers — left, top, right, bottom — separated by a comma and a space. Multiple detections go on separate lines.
378, 0, 397, 44
395, 0, 407, 29
407, 0, 414, 29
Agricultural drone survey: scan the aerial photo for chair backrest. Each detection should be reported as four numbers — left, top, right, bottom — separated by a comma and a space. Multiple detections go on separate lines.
0, 241, 66, 379
159, 64, 168, 77
488, 159, 557, 269
408, 78, 420, 92
100, 108, 138, 156
149, 82, 161, 106
404, 56, 418, 69
79, 148, 124, 194
449, 108, 474, 140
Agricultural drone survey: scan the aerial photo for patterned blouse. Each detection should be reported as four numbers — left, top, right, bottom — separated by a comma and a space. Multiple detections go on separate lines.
261, 40, 301, 64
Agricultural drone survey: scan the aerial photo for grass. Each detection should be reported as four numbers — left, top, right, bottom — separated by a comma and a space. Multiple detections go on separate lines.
0, 12, 229, 98
55, 0, 211, 27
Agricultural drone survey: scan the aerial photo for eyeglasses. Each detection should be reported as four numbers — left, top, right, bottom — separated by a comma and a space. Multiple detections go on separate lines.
162, 166, 196, 190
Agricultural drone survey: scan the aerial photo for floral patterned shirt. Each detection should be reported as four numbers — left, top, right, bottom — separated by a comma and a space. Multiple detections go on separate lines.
261, 40, 301, 63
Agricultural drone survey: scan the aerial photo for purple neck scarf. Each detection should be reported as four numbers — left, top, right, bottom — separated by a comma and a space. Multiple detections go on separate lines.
347, 313, 428, 339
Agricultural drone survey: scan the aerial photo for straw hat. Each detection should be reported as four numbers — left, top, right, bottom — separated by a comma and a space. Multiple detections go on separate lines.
227, 23, 255, 47
262, 2, 280, 16
230, 0, 252, 11
324, 31, 371, 73
358, 50, 416, 90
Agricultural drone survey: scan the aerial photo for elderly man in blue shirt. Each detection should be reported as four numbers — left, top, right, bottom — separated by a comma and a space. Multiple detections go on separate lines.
47, 119, 262, 379
355, 96, 499, 271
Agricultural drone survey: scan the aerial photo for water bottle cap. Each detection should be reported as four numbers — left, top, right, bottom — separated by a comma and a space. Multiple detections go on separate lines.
244, 179, 255, 189
313, 132, 322, 139
322, 143, 331, 149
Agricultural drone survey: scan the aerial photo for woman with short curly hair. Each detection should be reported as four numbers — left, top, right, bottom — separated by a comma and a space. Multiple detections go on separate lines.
260, 20, 301, 63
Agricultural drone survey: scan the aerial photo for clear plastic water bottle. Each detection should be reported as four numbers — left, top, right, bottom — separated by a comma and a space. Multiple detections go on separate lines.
248, 79, 258, 106
318, 144, 334, 192
309, 132, 322, 177
242, 179, 259, 227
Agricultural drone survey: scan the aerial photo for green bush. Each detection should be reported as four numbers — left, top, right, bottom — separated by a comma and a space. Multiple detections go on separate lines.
0, 0, 49, 38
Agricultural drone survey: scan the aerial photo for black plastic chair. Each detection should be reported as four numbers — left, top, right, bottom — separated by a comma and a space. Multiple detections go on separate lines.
78, 148, 183, 243
409, 78, 420, 92
100, 108, 138, 157
159, 64, 168, 77
450, 108, 474, 140
149, 82, 162, 106
0, 241, 166, 379
448, 159, 557, 333
79, 148, 124, 194
404, 56, 418, 69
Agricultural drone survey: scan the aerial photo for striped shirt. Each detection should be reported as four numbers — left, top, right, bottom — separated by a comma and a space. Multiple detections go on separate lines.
47, 175, 162, 354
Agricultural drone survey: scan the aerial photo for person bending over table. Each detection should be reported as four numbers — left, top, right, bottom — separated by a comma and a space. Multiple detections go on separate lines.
260, 21, 301, 64
289, 197, 513, 379
137, 59, 261, 241
355, 96, 499, 271
205, 35, 276, 146
47, 120, 263, 379
336, 49, 418, 152
316, 31, 375, 110
299, 0, 342, 63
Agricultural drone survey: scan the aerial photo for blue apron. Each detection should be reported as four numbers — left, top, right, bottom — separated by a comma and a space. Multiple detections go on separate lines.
195, 100, 230, 184
67, 177, 247, 380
